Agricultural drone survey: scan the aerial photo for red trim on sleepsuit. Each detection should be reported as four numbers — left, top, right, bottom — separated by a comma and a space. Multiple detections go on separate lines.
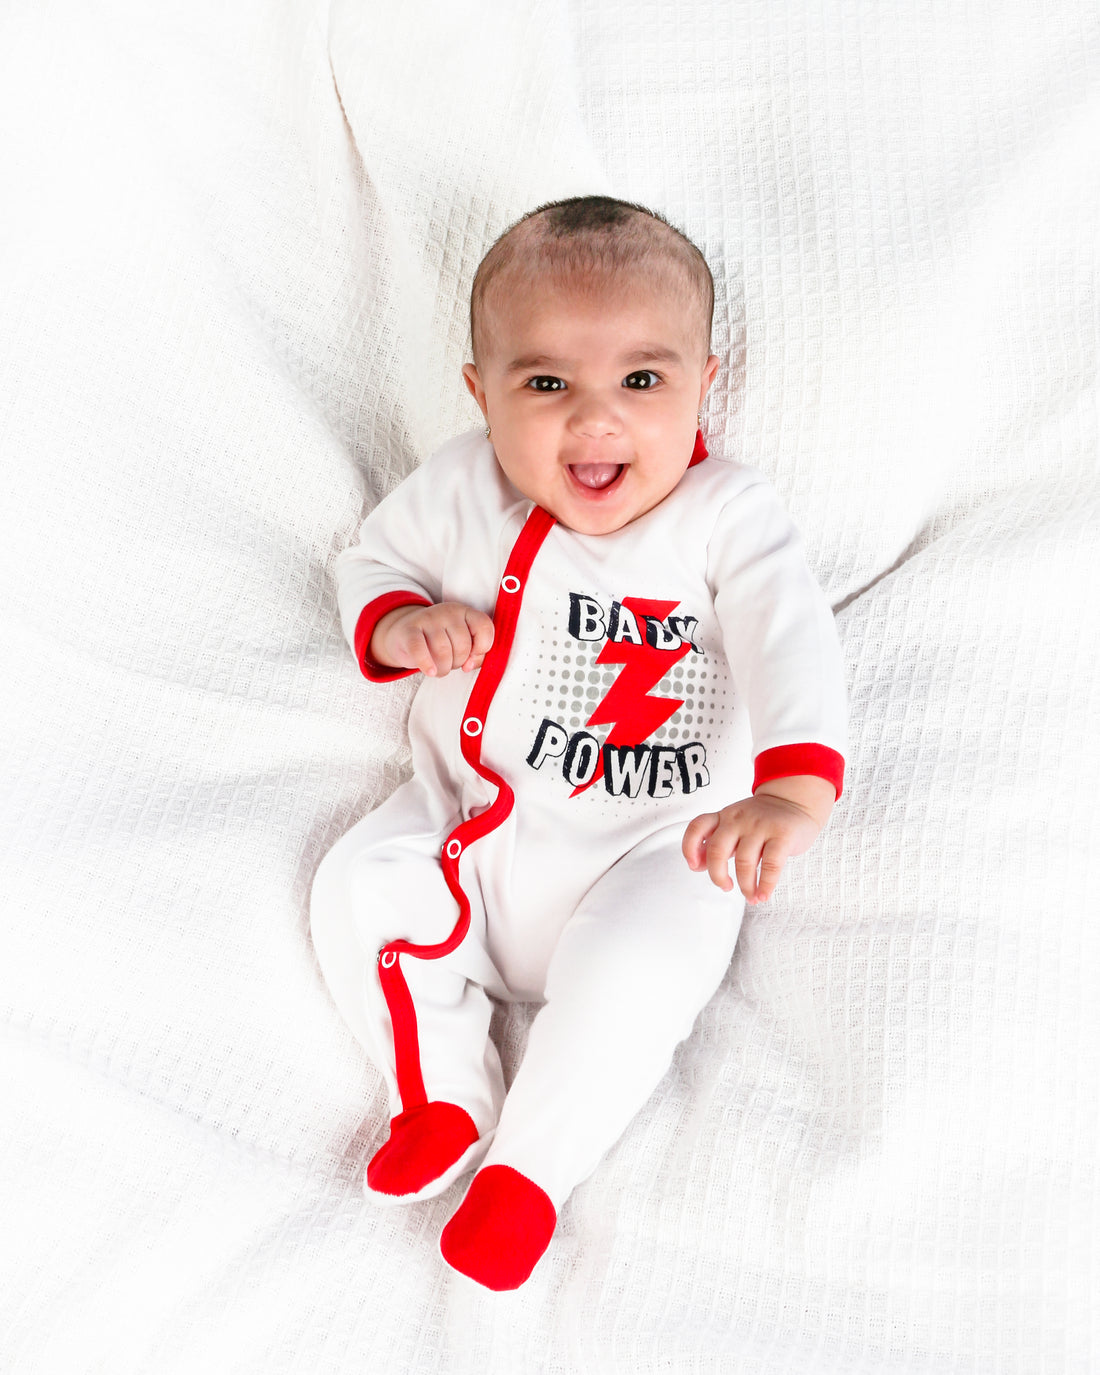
752, 742, 845, 801
688, 428, 708, 466
377, 506, 558, 1110
353, 592, 433, 681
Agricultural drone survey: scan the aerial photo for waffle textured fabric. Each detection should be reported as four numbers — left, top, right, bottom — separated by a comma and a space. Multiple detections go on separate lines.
1, 0, 1097, 1370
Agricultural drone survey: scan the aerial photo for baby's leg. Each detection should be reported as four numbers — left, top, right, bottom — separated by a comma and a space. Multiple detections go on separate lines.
310, 780, 508, 1202
440, 823, 743, 1288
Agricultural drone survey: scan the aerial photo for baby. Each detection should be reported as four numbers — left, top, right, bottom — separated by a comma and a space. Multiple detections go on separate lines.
310, 195, 847, 1291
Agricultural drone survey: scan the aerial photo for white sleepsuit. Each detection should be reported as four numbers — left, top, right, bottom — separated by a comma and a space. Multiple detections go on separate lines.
309, 428, 847, 1210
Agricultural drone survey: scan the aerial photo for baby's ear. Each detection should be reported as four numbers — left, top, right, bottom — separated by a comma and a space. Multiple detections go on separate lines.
461, 363, 483, 401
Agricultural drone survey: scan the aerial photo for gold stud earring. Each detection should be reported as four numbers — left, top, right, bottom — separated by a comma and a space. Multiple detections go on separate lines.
485, 425, 491, 438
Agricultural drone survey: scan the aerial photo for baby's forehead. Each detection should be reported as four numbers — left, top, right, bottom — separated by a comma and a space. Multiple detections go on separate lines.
472, 216, 712, 368
488, 256, 693, 324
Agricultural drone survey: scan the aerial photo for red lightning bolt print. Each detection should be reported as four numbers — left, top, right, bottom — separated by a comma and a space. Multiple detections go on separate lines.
571, 597, 692, 796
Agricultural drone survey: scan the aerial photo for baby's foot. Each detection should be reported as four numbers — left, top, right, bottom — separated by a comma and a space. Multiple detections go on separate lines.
365, 1101, 480, 1201
439, 1164, 556, 1290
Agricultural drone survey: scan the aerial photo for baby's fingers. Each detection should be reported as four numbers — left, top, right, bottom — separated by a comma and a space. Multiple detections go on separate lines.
705, 825, 737, 893
732, 835, 764, 902
461, 610, 496, 672
421, 624, 460, 676
402, 628, 440, 677
754, 839, 792, 903
738, 837, 791, 905
682, 812, 719, 872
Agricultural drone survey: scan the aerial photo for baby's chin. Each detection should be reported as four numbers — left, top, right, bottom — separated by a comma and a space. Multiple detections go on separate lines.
553, 510, 631, 535
546, 489, 659, 536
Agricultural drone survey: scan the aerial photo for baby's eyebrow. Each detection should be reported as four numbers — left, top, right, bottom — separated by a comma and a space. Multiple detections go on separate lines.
504, 346, 684, 376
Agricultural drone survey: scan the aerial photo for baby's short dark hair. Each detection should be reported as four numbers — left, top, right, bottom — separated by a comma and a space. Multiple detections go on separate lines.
469, 195, 714, 370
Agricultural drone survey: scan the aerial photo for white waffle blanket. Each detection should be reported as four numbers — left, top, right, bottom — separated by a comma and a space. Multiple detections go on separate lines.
2, 1, 1097, 1369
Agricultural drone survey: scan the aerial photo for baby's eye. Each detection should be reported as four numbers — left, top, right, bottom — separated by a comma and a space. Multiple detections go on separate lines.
623, 370, 661, 389
527, 375, 565, 392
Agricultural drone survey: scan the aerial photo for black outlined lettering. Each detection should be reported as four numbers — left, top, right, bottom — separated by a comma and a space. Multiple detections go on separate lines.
527, 719, 569, 770
602, 743, 651, 797
607, 600, 643, 645
567, 594, 606, 641
562, 731, 601, 787
668, 616, 701, 652
676, 742, 710, 793
643, 616, 681, 650
647, 747, 680, 798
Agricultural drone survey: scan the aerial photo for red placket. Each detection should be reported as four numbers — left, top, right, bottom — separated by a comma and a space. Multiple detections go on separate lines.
376, 505, 557, 1110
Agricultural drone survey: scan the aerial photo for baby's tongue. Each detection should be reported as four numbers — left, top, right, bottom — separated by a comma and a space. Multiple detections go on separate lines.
570, 462, 620, 490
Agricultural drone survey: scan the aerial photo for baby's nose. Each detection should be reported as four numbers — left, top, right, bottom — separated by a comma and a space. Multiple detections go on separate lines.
569, 404, 620, 435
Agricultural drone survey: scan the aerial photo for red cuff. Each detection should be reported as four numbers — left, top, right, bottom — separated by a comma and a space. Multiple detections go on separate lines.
752, 743, 845, 801
353, 592, 433, 682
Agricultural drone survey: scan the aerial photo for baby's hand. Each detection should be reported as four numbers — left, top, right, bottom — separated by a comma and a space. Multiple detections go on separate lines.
370, 602, 495, 677
682, 777, 835, 903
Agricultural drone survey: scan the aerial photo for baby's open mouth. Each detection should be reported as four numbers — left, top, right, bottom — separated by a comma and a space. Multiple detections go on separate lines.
568, 462, 624, 491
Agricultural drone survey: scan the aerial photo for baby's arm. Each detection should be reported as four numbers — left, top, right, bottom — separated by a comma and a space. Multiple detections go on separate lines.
682, 775, 836, 903
693, 476, 848, 905
333, 439, 500, 683
370, 602, 495, 677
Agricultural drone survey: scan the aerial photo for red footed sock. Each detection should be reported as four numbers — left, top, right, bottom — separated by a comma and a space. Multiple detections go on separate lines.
365, 1101, 479, 1198
439, 1164, 557, 1291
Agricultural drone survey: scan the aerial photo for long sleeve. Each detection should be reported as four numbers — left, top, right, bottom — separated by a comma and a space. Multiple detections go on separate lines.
332, 458, 450, 682
707, 479, 848, 799
331, 431, 525, 683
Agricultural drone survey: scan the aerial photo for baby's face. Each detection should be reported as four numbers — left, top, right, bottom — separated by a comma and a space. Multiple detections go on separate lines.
463, 274, 719, 535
